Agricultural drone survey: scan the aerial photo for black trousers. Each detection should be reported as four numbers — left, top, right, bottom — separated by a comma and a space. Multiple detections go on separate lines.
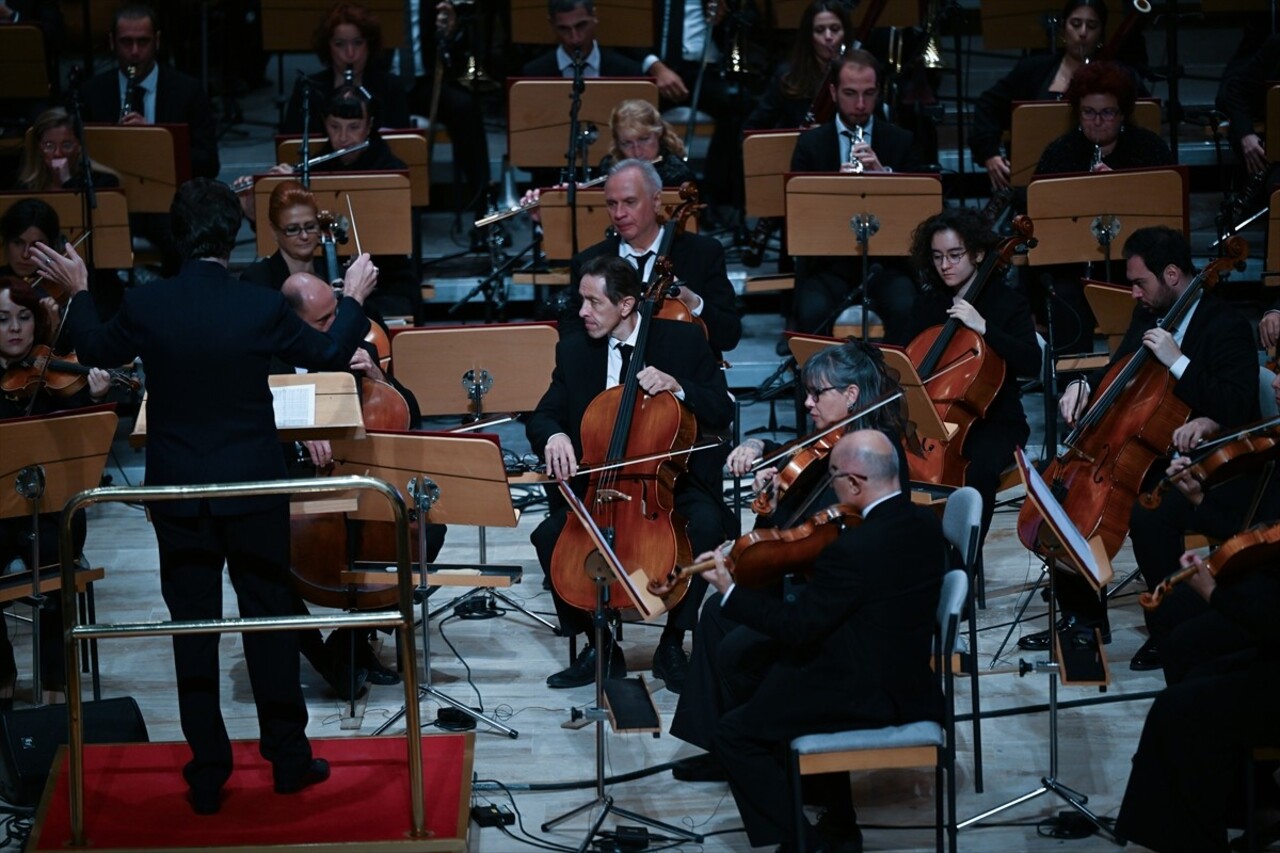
530, 486, 727, 639
791, 256, 917, 343
152, 505, 312, 793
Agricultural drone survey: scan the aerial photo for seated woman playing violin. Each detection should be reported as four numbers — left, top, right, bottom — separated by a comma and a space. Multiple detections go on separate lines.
0, 278, 114, 703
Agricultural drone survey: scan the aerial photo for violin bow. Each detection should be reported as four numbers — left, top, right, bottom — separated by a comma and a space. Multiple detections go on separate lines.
345, 194, 362, 255
748, 391, 904, 474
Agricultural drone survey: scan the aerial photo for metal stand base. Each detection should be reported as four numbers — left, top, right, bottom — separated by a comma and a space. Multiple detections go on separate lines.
429, 587, 557, 632
542, 794, 703, 853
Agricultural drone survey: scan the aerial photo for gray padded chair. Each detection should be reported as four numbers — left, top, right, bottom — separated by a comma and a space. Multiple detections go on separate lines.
787, 569, 967, 853
942, 486, 984, 793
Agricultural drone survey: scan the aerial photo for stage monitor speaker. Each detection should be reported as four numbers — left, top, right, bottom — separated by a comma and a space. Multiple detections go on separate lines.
0, 697, 149, 806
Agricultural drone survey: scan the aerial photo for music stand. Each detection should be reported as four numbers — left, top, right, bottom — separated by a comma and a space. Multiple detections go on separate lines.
0, 25, 49, 99
1009, 101, 1163, 188
82, 124, 192, 212
0, 408, 117, 701
507, 79, 659, 170
252, 173, 413, 258
959, 447, 1115, 839
538, 187, 695, 261
511, 0, 655, 46
743, 130, 800, 271
540, 481, 701, 852
0, 191, 133, 270
978, 0, 1073, 51
324, 431, 521, 737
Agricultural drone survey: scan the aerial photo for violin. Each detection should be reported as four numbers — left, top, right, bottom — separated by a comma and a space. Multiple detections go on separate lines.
1139, 415, 1280, 509
1139, 520, 1280, 610
1018, 236, 1250, 558
1, 344, 139, 401
906, 215, 1036, 487
648, 503, 861, 598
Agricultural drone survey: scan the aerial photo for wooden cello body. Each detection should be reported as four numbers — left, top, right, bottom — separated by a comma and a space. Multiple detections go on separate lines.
1017, 236, 1249, 558
907, 215, 1036, 486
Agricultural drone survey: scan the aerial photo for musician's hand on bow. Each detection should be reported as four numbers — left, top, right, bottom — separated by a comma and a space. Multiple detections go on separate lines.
1260, 311, 1280, 351
1090, 161, 1113, 173
544, 433, 578, 481
302, 439, 334, 469
349, 346, 385, 381
1172, 416, 1219, 454
946, 299, 986, 335
1179, 550, 1217, 602
32, 240, 88, 296
698, 546, 735, 594
672, 284, 704, 314
340, 253, 378, 304
650, 61, 689, 102
636, 365, 682, 397
1242, 133, 1268, 175
435, 0, 457, 35
1059, 380, 1090, 428
985, 155, 1011, 190
1142, 328, 1182, 368
1166, 455, 1204, 506
727, 438, 764, 476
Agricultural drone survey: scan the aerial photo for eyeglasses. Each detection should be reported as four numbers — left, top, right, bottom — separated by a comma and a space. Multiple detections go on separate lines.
931, 249, 968, 266
618, 135, 656, 152
280, 222, 319, 237
805, 385, 839, 401
1080, 107, 1120, 122
40, 140, 79, 154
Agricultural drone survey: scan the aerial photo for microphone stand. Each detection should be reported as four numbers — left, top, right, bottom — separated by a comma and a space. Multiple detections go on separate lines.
850, 214, 881, 340
299, 74, 313, 189
564, 49, 587, 258
67, 67, 97, 297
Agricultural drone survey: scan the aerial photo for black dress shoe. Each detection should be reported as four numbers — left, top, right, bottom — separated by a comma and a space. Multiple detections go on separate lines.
671, 752, 728, 782
816, 809, 864, 852
188, 787, 222, 815
1129, 638, 1162, 671
1018, 617, 1111, 651
275, 758, 331, 794
652, 643, 690, 694
547, 642, 626, 689
360, 643, 401, 685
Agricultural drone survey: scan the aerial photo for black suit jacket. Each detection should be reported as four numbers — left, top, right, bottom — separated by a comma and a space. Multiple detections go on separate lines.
1089, 292, 1260, 430
65, 260, 370, 516
721, 492, 947, 726
526, 318, 732, 495
790, 118, 924, 174
281, 66, 411, 135
521, 47, 643, 78
568, 231, 742, 356
79, 64, 220, 179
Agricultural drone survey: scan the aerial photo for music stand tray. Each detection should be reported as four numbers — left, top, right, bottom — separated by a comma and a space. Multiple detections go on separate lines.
743, 131, 802, 220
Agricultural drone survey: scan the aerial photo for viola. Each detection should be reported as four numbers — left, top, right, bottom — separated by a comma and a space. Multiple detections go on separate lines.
906, 215, 1036, 487
1018, 236, 1250, 558
550, 226, 700, 613
1, 344, 139, 401
1139, 415, 1280, 509
648, 503, 861, 598
1139, 520, 1280, 610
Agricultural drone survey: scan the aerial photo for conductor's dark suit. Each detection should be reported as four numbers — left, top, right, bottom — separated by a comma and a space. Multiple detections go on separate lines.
789, 119, 925, 340
713, 493, 947, 848
568, 232, 743, 358
526, 318, 733, 636
65, 261, 370, 793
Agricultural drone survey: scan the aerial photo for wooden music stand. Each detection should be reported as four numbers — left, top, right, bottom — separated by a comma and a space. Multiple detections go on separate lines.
1025, 167, 1188, 266
130, 372, 364, 448
252, 173, 413, 257
0, 408, 117, 700
0, 191, 133, 269
277, 132, 431, 208
1084, 279, 1134, 352
978, 0, 1062, 51
743, 130, 801, 219
260, 0, 404, 52
785, 174, 942, 257
81, 125, 192, 213
1268, 187, 1280, 284
510, 0, 654, 47
0, 25, 49, 98
507, 79, 659, 170
389, 323, 559, 420
1009, 100, 1163, 187
538, 187, 694, 261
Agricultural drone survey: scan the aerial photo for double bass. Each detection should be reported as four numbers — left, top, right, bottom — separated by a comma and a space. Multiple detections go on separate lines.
1018, 237, 1250, 558
907, 215, 1036, 486
550, 227, 699, 613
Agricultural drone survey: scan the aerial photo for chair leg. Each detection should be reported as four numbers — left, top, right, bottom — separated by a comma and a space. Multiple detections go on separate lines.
947, 743, 958, 853
968, 586, 983, 793
791, 749, 806, 853
935, 759, 944, 853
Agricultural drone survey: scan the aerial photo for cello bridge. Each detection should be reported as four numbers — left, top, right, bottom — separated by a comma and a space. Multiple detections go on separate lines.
596, 489, 633, 503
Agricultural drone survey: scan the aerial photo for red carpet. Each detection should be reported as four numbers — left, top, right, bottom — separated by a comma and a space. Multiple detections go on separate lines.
32, 734, 472, 851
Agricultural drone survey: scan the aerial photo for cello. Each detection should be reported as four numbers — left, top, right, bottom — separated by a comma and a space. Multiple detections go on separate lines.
1018, 237, 1250, 558
906, 215, 1037, 486
549, 229, 699, 613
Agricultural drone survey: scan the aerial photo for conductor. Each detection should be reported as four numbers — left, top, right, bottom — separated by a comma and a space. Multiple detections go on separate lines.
38, 179, 379, 815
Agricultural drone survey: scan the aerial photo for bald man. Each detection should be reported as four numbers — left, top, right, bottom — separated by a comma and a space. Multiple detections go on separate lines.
696, 430, 949, 851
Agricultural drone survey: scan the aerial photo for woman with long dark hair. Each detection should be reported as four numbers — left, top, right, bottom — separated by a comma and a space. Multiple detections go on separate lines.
745, 0, 853, 130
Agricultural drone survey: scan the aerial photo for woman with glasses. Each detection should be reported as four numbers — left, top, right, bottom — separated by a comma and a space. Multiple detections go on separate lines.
16, 107, 121, 192
897, 207, 1040, 545
240, 181, 330, 291
1033, 61, 1172, 354
599, 99, 695, 188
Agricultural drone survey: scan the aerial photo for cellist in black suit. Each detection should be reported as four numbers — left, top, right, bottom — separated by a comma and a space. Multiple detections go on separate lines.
527, 254, 733, 693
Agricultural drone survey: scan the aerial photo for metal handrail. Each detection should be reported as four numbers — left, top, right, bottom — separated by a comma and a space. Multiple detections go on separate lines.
58, 475, 426, 846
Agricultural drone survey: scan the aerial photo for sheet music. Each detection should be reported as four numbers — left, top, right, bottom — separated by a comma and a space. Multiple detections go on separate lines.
271, 384, 316, 427
1016, 447, 1105, 585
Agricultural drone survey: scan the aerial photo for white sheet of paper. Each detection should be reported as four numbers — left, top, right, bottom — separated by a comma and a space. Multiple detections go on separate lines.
1016, 447, 1104, 585
271, 384, 316, 427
